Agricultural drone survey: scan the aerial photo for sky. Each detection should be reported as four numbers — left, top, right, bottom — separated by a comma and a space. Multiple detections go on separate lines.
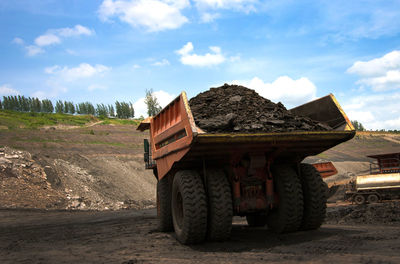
0, 0, 400, 130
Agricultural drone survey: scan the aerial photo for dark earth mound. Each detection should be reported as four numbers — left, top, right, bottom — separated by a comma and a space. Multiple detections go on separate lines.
189, 84, 331, 133
326, 201, 400, 225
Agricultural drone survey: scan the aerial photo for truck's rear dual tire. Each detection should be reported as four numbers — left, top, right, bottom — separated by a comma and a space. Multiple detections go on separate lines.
267, 165, 304, 233
299, 163, 327, 230
172, 170, 207, 244
206, 169, 233, 241
157, 176, 173, 231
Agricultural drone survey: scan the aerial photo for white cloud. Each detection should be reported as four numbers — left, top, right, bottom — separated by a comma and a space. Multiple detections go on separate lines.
45, 63, 111, 82
193, 0, 258, 12
346, 110, 375, 123
12, 37, 24, 45
347, 51, 400, 76
16, 25, 93, 56
230, 76, 317, 108
343, 92, 400, 130
177, 42, 194, 55
176, 42, 226, 67
200, 12, 220, 22
132, 64, 141, 69
56, 25, 94, 37
32, 79, 68, 99
152, 59, 170, 66
34, 34, 61, 47
0, 84, 19, 96
347, 50, 400, 92
25, 45, 44, 56
133, 90, 176, 117
98, 0, 189, 32
37, 63, 109, 98
13, 37, 45, 56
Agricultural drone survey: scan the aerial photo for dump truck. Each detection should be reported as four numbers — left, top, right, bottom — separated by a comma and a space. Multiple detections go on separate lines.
312, 162, 338, 178
345, 152, 400, 204
138, 92, 355, 244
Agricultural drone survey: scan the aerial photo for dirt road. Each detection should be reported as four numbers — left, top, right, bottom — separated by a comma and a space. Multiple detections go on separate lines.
1, 208, 399, 264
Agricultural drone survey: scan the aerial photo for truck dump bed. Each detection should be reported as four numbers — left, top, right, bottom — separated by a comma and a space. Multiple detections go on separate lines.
138, 92, 355, 179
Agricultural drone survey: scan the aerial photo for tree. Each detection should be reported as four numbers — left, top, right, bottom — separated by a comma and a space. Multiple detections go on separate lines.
130, 102, 134, 118
108, 104, 115, 117
96, 103, 108, 117
68, 102, 75, 114
144, 89, 161, 117
55, 100, 64, 113
20, 96, 29, 112
351, 120, 366, 131
64, 101, 69, 114
87, 102, 95, 115
0, 99, 2, 110
42, 99, 54, 113
115, 101, 134, 119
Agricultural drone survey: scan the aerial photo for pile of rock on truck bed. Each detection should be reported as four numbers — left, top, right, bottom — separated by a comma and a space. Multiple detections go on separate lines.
189, 84, 332, 133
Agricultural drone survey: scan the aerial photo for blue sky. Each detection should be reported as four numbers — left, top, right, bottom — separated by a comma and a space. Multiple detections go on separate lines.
1, 0, 400, 129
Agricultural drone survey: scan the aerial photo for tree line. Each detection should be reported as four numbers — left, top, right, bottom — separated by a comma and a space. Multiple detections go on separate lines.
0, 95, 135, 119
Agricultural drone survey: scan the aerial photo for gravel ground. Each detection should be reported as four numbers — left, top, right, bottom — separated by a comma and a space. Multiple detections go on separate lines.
0, 208, 399, 264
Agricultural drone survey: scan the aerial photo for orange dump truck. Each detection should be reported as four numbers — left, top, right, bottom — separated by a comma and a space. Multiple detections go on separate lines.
138, 92, 355, 244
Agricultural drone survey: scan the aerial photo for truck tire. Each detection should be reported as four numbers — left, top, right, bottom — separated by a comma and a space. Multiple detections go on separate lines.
266, 165, 304, 233
157, 176, 173, 232
299, 163, 327, 230
246, 214, 267, 227
206, 169, 233, 241
354, 194, 365, 205
171, 170, 207, 244
367, 194, 379, 204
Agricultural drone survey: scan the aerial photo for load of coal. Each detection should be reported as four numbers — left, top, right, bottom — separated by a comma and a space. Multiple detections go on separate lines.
189, 84, 331, 133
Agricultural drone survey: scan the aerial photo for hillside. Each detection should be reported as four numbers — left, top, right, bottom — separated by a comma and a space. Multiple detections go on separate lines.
0, 110, 399, 210
0, 110, 155, 210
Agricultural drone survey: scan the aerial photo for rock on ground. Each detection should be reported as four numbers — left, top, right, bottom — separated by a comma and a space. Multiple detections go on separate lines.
326, 201, 400, 225
0, 146, 156, 211
0, 146, 66, 209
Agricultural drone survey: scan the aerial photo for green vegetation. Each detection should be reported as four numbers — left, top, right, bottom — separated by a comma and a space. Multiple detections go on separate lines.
0, 109, 141, 130
0, 110, 97, 129
351, 120, 366, 131
145, 88, 162, 116
101, 119, 141, 126
1, 95, 136, 119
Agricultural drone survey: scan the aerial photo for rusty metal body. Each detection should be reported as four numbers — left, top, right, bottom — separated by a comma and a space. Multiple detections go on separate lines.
139, 92, 355, 215
312, 162, 338, 178
368, 152, 400, 174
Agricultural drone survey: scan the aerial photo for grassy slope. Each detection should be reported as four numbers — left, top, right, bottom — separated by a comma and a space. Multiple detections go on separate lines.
0, 110, 141, 129
308, 131, 400, 162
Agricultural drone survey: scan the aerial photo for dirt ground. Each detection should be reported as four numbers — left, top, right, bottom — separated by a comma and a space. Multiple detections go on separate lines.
1, 123, 400, 263
1, 207, 399, 264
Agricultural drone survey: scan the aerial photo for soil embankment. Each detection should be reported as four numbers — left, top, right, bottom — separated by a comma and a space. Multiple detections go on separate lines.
0, 123, 156, 211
